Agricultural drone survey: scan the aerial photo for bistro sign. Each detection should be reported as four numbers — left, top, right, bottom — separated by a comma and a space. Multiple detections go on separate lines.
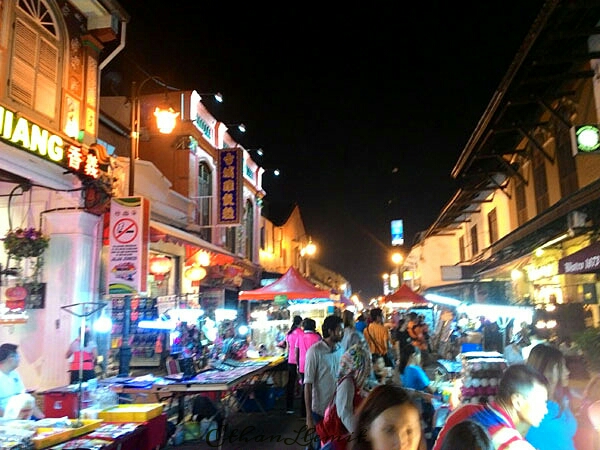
0, 105, 100, 179
558, 242, 600, 274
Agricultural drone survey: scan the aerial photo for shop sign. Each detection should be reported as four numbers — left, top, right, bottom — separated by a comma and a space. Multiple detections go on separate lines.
274, 294, 288, 306
559, 242, 600, 274
526, 262, 558, 281
216, 148, 242, 225
107, 197, 150, 295
0, 105, 101, 179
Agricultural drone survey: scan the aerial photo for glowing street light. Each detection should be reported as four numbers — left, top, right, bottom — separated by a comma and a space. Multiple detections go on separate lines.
129, 75, 178, 196
300, 238, 317, 278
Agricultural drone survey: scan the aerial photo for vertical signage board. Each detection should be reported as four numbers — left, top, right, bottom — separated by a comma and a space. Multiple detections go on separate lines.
216, 148, 242, 225
107, 197, 150, 295
391, 219, 404, 246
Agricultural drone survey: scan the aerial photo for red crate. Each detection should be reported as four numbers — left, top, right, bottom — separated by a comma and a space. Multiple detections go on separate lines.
43, 391, 92, 418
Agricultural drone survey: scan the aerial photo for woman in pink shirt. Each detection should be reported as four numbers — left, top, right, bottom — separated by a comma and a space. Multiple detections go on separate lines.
285, 315, 304, 414
297, 318, 322, 418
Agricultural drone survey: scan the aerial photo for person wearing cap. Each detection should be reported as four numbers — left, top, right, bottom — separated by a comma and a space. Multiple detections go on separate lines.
0, 343, 44, 418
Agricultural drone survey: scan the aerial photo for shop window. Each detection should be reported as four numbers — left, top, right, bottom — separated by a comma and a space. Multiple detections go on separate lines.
488, 208, 498, 244
515, 179, 527, 226
244, 200, 254, 260
532, 150, 549, 214
470, 224, 479, 256
225, 226, 237, 254
197, 161, 212, 241
555, 124, 578, 197
10, 0, 60, 120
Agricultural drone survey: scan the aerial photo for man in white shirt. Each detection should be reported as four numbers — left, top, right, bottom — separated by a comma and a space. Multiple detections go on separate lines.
0, 343, 44, 418
304, 315, 344, 447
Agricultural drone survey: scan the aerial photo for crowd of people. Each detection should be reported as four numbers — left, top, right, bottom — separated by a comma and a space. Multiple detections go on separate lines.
280, 308, 600, 450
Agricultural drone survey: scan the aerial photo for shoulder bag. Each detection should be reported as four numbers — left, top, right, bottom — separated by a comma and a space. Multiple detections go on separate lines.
316, 375, 361, 449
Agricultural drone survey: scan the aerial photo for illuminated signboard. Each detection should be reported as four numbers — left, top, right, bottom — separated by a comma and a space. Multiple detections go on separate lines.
571, 124, 600, 156
216, 148, 242, 225
0, 105, 100, 179
391, 219, 404, 246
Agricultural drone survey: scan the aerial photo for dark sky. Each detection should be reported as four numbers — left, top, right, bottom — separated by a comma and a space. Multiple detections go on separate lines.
107, 1, 545, 300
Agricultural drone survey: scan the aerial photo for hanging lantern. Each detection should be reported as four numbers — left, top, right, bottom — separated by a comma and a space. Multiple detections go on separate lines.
149, 254, 173, 281
185, 264, 207, 281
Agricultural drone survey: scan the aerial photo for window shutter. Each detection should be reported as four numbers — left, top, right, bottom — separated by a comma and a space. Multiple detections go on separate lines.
35, 37, 58, 117
11, 19, 36, 107
10, 16, 58, 119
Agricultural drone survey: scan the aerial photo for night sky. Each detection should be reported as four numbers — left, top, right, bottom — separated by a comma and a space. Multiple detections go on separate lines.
107, 1, 546, 299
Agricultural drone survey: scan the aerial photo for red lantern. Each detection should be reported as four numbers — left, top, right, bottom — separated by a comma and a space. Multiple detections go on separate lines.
149, 255, 172, 281
184, 264, 206, 281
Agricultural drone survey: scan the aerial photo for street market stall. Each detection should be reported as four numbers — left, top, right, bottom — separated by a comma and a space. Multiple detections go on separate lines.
239, 266, 333, 340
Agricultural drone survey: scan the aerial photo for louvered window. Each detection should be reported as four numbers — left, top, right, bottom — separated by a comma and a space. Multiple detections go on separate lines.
10, 0, 59, 119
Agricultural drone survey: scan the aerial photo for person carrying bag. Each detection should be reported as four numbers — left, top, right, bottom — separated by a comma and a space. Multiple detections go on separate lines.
316, 344, 371, 450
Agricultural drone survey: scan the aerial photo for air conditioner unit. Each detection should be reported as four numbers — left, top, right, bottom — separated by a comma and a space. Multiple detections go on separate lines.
567, 210, 587, 230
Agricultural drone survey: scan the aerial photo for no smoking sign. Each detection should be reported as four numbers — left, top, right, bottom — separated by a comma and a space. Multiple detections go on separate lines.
112, 218, 138, 244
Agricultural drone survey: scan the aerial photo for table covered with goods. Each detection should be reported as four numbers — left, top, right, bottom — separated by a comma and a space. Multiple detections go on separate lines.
0, 385, 167, 450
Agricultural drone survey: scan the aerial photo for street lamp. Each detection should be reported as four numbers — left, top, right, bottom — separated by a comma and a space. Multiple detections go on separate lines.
129, 76, 179, 196
198, 92, 223, 103
300, 238, 317, 278
390, 250, 404, 290
121, 76, 178, 375
226, 123, 246, 133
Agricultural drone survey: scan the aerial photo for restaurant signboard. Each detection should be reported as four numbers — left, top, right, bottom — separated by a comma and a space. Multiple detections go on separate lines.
558, 242, 600, 274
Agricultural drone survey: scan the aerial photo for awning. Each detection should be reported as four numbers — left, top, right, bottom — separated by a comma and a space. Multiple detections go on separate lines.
149, 220, 235, 265
558, 242, 600, 274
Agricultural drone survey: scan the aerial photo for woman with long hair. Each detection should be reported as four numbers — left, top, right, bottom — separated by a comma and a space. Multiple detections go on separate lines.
350, 384, 425, 450
318, 344, 371, 450
525, 342, 577, 450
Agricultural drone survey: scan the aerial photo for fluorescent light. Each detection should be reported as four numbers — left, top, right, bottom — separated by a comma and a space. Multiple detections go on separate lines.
424, 294, 461, 307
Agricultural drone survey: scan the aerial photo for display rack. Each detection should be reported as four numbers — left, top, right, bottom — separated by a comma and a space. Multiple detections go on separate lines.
61, 301, 107, 420
110, 297, 161, 369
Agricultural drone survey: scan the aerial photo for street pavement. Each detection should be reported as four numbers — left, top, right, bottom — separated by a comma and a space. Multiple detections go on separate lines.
165, 391, 310, 450
162, 352, 594, 450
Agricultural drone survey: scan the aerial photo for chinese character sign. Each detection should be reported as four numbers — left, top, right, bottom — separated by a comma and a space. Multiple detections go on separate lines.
217, 148, 242, 225
107, 197, 150, 295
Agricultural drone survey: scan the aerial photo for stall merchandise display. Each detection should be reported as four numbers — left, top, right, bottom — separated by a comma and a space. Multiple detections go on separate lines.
459, 351, 507, 404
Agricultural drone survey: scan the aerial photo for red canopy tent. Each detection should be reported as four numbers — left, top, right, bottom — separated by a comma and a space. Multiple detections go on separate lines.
384, 284, 429, 305
239, 266, 331, 301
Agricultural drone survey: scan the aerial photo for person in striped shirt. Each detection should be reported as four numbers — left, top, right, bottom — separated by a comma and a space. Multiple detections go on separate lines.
432, 364, 548, 450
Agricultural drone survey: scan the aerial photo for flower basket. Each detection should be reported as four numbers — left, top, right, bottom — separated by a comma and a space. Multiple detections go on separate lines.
3, 228, 49, 259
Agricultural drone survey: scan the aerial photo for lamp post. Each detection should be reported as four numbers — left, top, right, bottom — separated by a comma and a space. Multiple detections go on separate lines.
128, 76, 178, 196
121, 76, 178, 375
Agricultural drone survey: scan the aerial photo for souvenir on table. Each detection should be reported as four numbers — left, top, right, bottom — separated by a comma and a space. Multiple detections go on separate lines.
459, 352, 507, 404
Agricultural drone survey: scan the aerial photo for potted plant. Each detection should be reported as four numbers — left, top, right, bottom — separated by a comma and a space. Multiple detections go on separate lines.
3, 227, 49, 259
3, 228, 49, 309
574, 326, 600, 372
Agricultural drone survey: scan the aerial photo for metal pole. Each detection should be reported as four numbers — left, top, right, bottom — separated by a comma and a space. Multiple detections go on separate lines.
128, 81, 138, 196
118, 295, 132, 376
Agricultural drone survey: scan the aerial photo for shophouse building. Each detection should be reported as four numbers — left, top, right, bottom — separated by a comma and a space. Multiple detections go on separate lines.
405, 2, 600, 333
0, 0, 129, 390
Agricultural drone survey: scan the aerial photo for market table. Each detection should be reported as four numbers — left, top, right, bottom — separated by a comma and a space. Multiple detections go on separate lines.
101, 356, 285, 450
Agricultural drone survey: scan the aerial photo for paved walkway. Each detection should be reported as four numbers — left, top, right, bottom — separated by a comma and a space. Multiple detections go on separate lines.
165, 391, 309, 450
